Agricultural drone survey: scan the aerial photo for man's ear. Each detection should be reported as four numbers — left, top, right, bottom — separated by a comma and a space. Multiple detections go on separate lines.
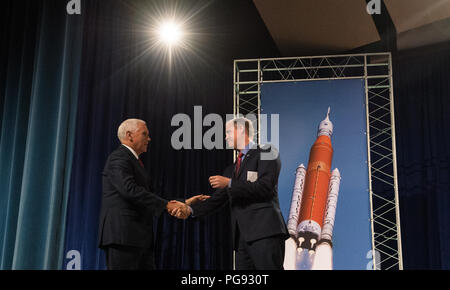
126, 131, 133, 142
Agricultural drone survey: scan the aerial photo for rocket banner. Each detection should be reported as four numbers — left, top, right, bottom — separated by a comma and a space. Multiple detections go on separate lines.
261, 79, 372, 270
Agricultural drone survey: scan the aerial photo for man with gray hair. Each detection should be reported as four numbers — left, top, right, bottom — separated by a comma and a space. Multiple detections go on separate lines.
98, 118, 206, 270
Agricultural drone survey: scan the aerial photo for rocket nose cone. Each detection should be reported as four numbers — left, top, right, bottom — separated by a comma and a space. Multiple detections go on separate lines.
332, 168, 340, 176
318, 107, 334, 137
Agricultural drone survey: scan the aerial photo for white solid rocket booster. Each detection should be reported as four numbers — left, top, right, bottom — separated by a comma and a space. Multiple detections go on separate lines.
311, 168, 341, 270
284, 164, 307, 270
320, 168, 341, 243
287, 164, 306, 236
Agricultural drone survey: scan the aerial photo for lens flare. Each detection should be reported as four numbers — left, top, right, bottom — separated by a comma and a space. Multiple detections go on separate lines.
158, 21, 182, 45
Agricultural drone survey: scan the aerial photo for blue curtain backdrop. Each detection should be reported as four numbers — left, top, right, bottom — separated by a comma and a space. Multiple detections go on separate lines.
395, 42, 450, 270
61, 0, 279, 270
0, 0, 82, 269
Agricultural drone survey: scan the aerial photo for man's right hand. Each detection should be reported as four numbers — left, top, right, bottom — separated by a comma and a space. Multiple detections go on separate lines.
185, 194, 210, 206
166, 200, 191, 219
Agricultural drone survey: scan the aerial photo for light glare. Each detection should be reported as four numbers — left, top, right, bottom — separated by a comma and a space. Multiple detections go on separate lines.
158, 21, 182, 45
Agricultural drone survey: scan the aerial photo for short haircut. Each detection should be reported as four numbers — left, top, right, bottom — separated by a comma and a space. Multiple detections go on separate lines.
117, 119, 146, 141
227, 117, 254, 140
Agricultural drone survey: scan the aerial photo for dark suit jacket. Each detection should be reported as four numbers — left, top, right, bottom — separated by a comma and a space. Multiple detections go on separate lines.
191, 144, 289, 249
98, 145, 168, 249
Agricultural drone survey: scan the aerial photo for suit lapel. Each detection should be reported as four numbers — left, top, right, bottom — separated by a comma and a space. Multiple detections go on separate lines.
236, 146, 257, 180
119, 145, 147, 179
135, 159, 147, 178
236, 155, 248, 180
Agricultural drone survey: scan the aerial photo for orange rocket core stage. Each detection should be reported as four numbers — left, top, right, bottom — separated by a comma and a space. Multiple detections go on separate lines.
298, 135, 333, 229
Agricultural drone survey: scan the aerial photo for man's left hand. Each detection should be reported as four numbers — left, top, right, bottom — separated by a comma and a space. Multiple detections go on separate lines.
209, 175, 230, 189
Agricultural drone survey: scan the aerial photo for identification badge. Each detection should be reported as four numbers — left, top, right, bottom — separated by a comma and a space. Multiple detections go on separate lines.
247, 171, 258, 182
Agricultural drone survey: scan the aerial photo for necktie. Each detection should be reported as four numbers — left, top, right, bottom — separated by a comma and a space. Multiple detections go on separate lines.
138, 158, 144, 168
235, 152, 244, 176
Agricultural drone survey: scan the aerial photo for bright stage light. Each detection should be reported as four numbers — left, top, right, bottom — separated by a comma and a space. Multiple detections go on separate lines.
158, 21, 182, 45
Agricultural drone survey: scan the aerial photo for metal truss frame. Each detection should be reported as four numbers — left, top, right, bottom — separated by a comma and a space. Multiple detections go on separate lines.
233, 53, 403, 270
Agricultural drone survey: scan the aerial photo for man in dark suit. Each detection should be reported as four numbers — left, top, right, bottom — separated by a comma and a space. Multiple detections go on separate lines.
98, 118, 203, 270
178, 117, 288, 270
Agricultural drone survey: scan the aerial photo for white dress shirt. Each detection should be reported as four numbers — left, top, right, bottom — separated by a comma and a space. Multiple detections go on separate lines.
121, 144, 139, 160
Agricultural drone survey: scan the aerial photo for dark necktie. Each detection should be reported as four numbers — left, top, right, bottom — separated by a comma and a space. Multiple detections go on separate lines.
235, 152, 244, 176
138, 158, 144, 168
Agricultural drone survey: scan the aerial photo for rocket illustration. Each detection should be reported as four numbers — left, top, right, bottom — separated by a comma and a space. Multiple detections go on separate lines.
284, 108, 341, 270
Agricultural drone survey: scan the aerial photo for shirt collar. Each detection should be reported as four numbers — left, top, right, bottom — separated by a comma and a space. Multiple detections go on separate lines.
122, 144, 139, 160
240, 140, 255, 156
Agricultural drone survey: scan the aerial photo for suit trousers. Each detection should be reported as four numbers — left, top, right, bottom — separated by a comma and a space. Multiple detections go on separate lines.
235, 225, 285, 270
104, 245, 156, 270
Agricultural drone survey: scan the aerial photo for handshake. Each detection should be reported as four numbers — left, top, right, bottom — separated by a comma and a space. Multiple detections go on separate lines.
166, 194, 210, 219
164, 175, 231, 219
